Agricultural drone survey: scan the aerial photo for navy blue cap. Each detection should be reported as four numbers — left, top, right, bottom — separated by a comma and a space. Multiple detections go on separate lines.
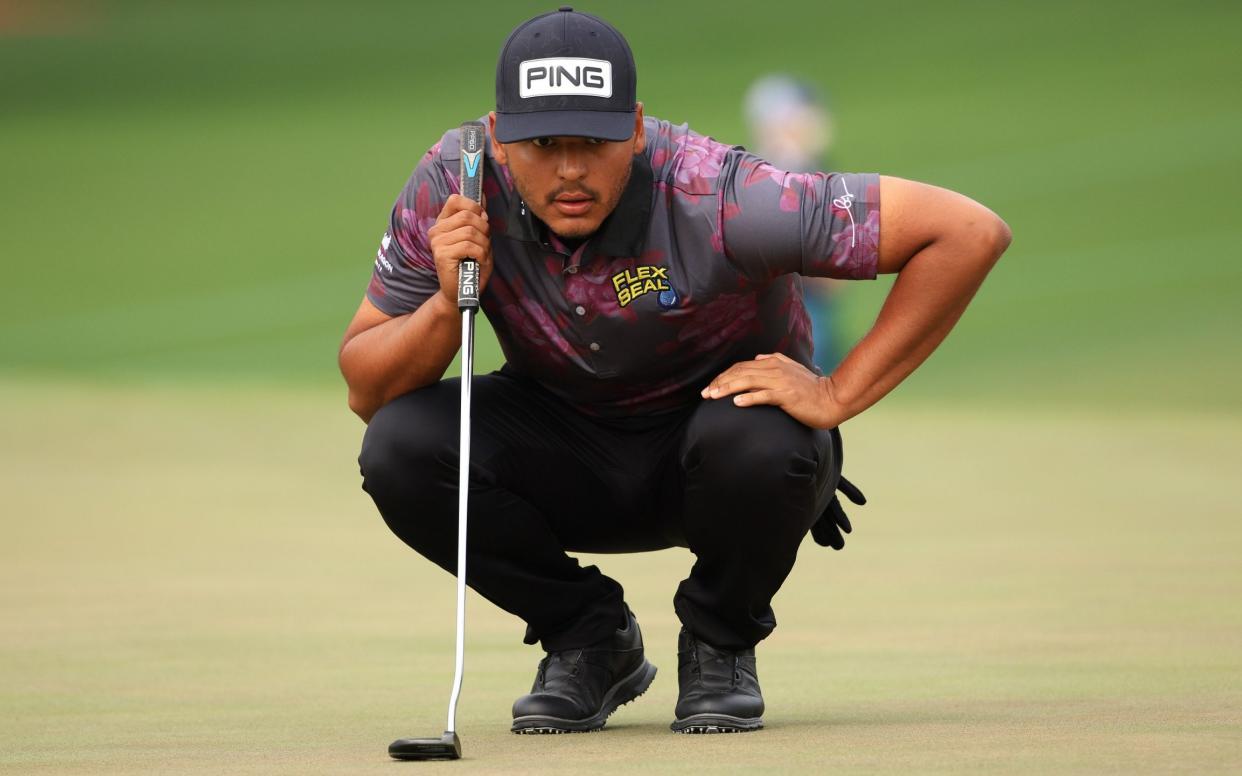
494, 7, 637, 143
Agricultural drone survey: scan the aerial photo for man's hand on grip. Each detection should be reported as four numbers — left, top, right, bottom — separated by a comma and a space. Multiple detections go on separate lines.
429, 194, 494, 305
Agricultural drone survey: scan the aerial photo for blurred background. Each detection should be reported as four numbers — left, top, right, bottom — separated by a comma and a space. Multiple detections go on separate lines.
2, 1, 1239, 773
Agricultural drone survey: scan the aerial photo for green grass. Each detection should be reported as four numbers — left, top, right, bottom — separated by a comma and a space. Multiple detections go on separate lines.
1, 380, 1239, 773
2, 2, 1241, 772
2, 0, 1240, 408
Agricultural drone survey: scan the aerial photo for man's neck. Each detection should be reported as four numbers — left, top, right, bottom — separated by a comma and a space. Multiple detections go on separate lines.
555, 233, 589, 253
544, 227, 593, 255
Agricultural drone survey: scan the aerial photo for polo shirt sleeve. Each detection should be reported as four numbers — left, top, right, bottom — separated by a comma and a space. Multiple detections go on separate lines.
365, 142, 456, 316
719, 151, 881, 282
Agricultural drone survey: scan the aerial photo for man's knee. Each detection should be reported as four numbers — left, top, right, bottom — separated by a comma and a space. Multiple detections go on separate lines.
682, 400, 830, 489
358, 384, 459, 498
356, 385, 466, 561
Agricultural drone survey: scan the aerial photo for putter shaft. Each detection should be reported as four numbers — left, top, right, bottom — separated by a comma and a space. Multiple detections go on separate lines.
447, 306, 474, 732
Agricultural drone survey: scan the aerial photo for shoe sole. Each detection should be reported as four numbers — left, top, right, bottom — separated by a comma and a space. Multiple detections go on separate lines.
670, 713, 764, 734
511, 659, 658, 734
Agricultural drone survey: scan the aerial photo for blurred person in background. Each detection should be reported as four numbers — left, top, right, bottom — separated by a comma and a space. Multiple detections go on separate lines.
745, 75, 843, 372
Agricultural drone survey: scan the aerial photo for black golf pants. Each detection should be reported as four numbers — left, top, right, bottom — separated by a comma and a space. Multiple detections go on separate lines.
358, 368, 841, 652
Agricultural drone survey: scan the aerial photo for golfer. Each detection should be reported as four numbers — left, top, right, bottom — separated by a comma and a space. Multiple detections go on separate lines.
340, 7, 1010, 734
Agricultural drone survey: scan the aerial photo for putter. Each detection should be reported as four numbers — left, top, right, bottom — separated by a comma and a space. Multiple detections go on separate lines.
388, 121, 486, 762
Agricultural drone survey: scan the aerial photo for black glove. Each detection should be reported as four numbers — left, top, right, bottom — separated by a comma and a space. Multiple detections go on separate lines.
810, 476, 866, 550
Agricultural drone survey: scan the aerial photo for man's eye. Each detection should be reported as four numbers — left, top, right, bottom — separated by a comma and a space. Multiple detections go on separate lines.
586, 137, 607, 145
532, 137, 554, 148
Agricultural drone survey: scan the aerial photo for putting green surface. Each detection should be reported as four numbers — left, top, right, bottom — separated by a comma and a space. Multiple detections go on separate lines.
2, 379, 1238, 774
3, 1, 1241, 772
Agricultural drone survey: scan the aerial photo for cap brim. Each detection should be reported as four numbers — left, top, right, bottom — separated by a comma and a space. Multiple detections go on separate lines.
494, 110, 636, 143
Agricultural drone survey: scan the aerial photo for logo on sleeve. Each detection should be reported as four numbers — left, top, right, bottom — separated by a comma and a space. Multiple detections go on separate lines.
611, 265, 672, 307
830, 177, 857, 248
375, 231, 394, 273
519, 58, 613, 98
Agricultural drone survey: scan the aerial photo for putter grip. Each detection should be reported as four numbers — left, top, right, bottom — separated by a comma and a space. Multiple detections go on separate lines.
457, 121, 486, 311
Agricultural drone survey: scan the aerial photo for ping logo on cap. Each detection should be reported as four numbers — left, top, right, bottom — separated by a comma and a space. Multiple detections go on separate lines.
519, 57, 612, 98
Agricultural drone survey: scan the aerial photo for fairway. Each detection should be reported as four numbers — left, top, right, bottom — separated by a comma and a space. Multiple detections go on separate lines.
2, 380, 1239, 774
3, 0, 1242, 772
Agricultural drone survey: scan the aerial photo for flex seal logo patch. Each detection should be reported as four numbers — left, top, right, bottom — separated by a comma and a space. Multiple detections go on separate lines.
520, 58, 613, 98
612, 266, 672, 307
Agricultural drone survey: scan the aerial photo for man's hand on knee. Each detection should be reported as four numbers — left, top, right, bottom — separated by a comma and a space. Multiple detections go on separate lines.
700, 352, 845, 429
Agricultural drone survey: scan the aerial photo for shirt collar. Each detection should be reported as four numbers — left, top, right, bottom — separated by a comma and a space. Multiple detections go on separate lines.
504, 153, 653, 259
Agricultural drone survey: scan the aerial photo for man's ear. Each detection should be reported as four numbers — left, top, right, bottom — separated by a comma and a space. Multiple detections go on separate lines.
488, 111, 508, 164
632, 102, 646, 155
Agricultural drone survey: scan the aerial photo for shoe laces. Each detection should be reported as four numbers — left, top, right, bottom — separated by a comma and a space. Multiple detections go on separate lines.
536, 649, 585, 690
688, 634, 744, 690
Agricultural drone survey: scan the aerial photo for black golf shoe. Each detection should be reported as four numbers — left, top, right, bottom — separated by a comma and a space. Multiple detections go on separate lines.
511, 607, 657, 734
670, 627, 764, 733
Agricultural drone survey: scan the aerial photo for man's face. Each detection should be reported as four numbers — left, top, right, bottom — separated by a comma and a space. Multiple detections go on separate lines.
489, 105, 646, 239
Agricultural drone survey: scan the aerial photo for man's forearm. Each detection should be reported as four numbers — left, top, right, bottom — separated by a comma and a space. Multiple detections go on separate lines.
827, 222, 1011, 423
340, 293, 463, 422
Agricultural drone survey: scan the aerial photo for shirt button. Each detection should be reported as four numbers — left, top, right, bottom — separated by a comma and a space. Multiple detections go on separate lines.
567, 265, 579, 274
589, 342, 601, 352
575, 305, 586, 316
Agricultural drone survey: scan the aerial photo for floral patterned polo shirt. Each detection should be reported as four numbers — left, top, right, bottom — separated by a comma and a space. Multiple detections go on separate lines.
366, 116, 880, 418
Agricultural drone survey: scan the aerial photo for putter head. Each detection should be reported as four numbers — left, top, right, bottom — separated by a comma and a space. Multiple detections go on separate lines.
388, 731, 461, 761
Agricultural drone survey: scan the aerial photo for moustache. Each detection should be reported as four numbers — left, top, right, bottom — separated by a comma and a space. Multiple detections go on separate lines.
547, 185, 600, 205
